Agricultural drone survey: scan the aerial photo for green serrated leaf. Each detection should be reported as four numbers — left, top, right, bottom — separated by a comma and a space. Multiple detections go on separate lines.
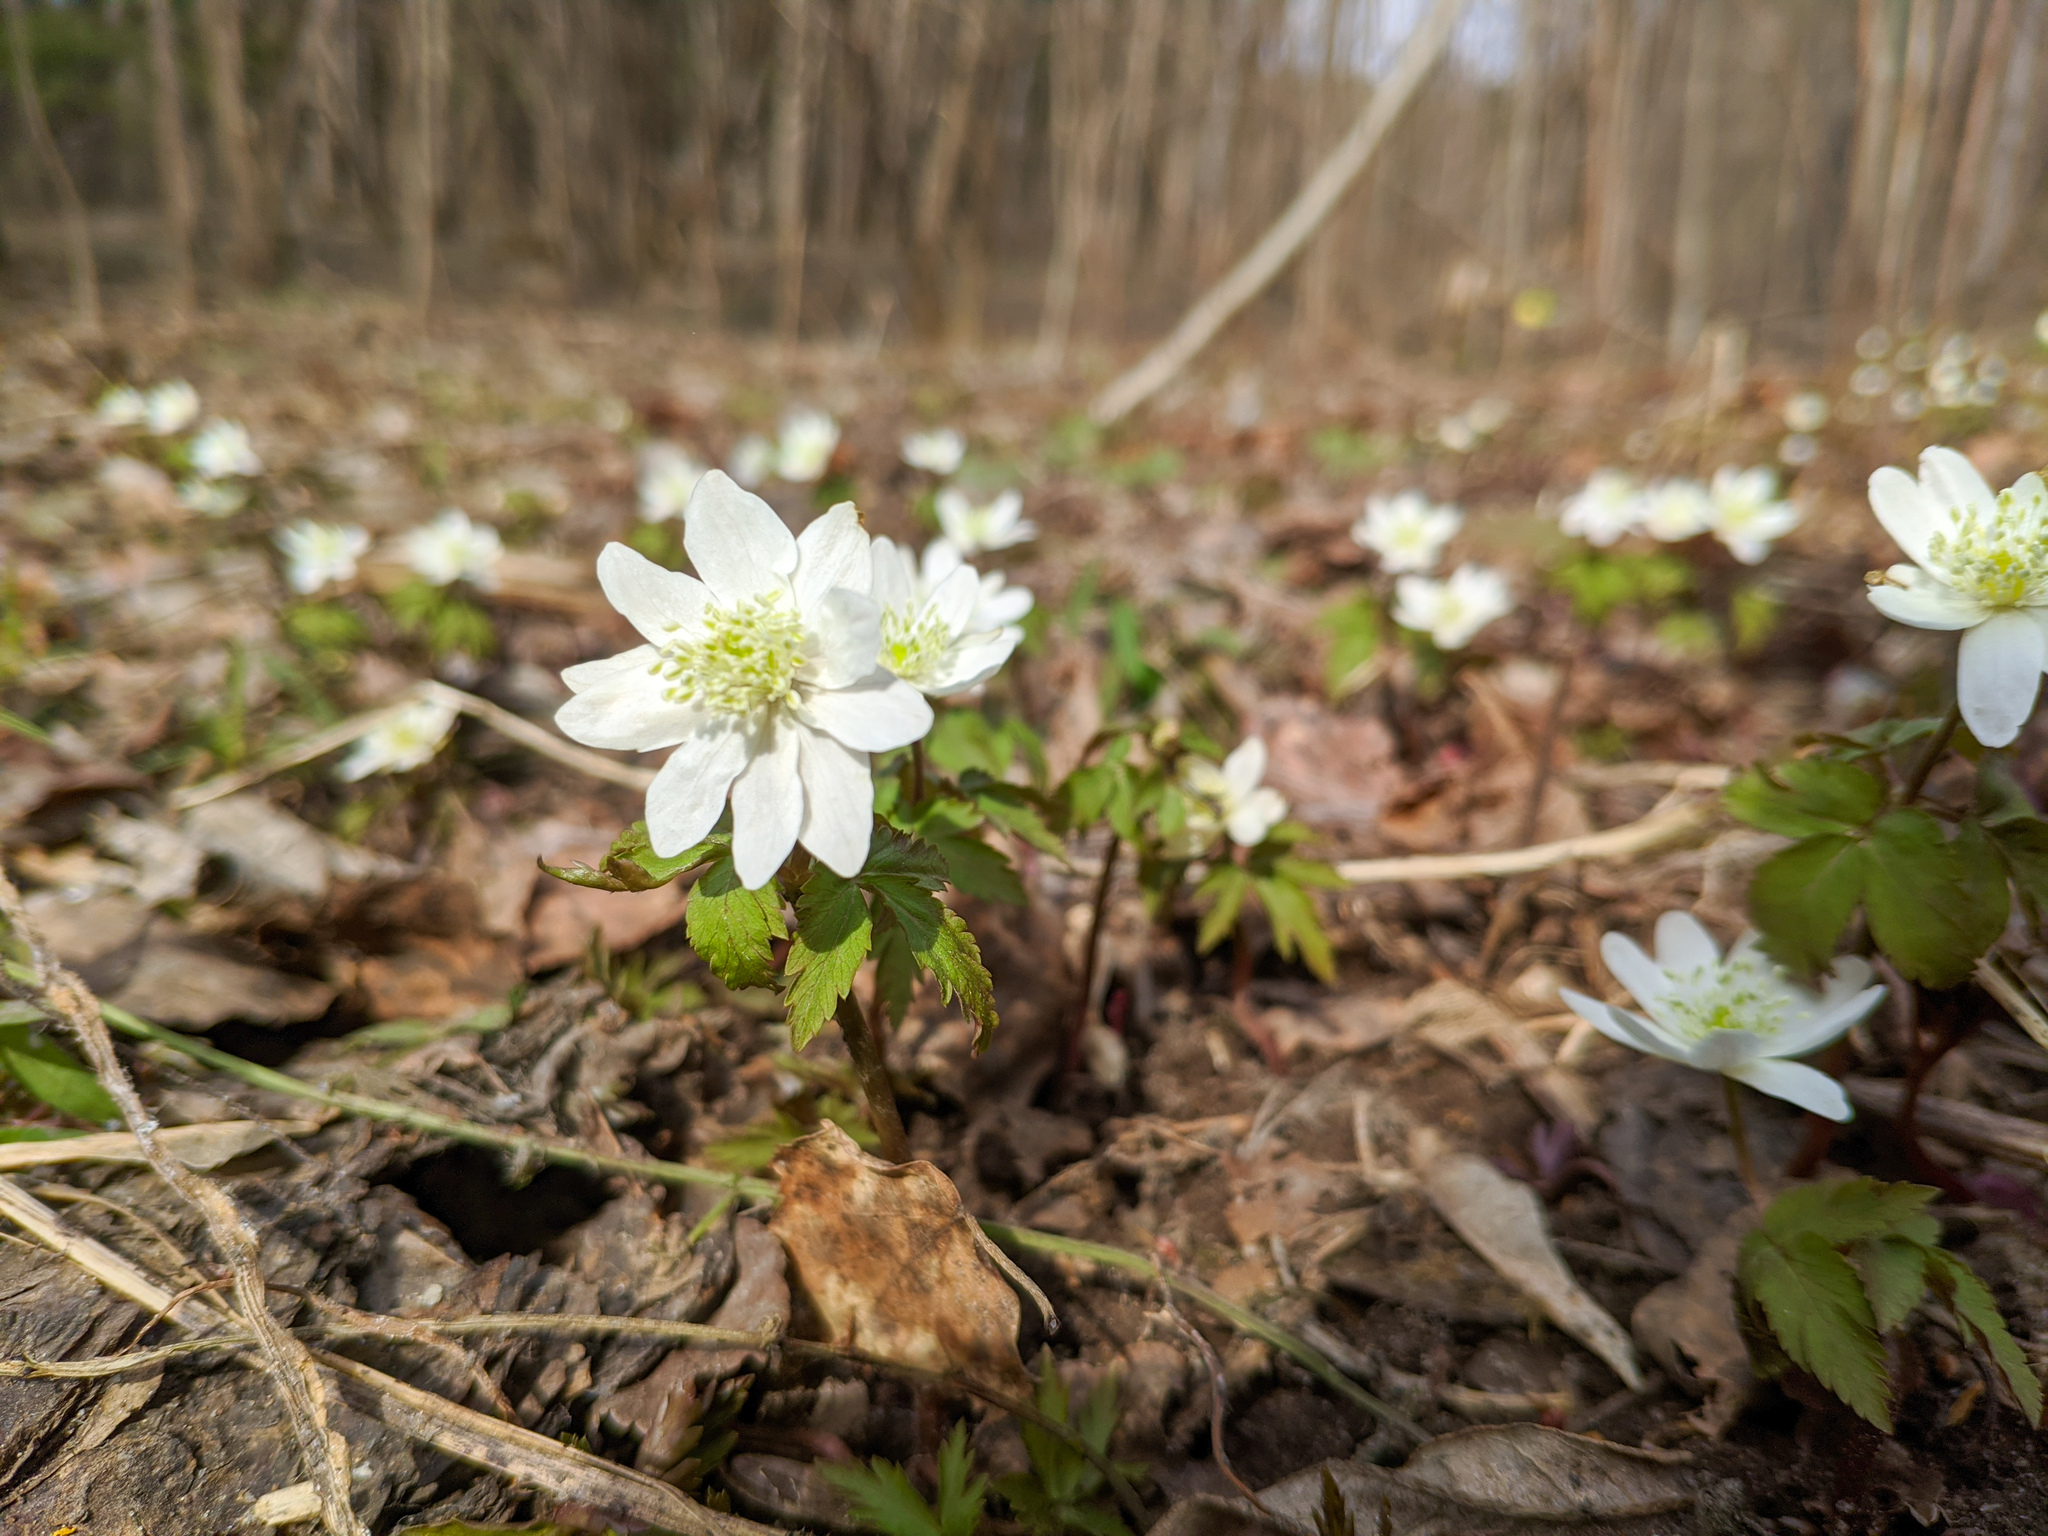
871, 917, 916, 1027
0, 1026, 119, 1124
1851, 1235, 1931, 1334
822, 1455, 949, 1536
1725, 760, 1888, 838
1256, 875, 1336, 983
926, 827, 1027, 904
687, 855, 788, 990
917, 906, 999, 1053
1061, 762, 1120, 834
1925, 1247, 2044, 1426
1194, 863, 1252, 955
1739, 1228, 1894, 1431
1864, 810, 2008, 987
965, 778, 1067, 858
1762, 1178, 1941, 1246
541, 821, 719, 892
784, 869, 873, 1050
1747, 833, 1869, 978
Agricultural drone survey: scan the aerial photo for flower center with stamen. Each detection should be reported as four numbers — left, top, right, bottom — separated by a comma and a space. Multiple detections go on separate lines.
654, 593, 807, 718
1924, 491, 2048, 608
1658, 958, 1789, 1041
881, 603, 953, 688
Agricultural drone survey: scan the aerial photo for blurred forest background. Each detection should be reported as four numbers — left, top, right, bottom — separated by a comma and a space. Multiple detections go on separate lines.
4, 0, 2048, 370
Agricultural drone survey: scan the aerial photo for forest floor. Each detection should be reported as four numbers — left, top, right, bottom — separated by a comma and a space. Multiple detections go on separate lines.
1, 298, 2045, 1535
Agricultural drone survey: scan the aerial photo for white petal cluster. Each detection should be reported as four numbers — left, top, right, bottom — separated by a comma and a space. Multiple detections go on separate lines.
869, 538, 1028, 697
1179, 738, 1288, 850
276, 521, 370, 595
1637, 479, 1714, 542
1558, 466, 1801, 563
638, 442, 706, 524
337, 698, 459, 781
96, 385, 147, 428
775, 409, 841, 483
1561, 912, 1882, 1122
1559, 469, 1643, 546
402, 509, 504, 589
1866, 445, 2048, 746
1393, 563, 1513, 650
144, 380, 200, 436
177, 478, 246, 517
728, 434, 775, 488
935, 488, 1034, 555
189, 419, 263, 479
901, 428, 966, 476
554, 472, 935, 889
1351, 490, 1462, 574
1707, 466, 1802, 565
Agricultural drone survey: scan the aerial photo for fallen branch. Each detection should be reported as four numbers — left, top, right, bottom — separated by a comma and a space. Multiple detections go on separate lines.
0, 865, 368, 1536
1334, 792, 1722, 886
1845, 1078, 2048, 1168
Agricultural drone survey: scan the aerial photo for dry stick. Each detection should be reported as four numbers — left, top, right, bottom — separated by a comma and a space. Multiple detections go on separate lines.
1087, 0, 1466, 425
833, 989, 911, 1165
0, 870, 369, 1536
1334, 791, 1721, 886
1151, 1275, 1271, 1515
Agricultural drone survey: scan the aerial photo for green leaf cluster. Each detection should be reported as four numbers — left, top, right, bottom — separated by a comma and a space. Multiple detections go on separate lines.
0, 999, 118, 1124
994, 1353, 1143, 1536
1192, 837, 1344, 984
1315, 593, 1381, 699
823, 1422, 988, 1536
383, 578, 495, 659
1737, 1178, 2042, 1433
1307, 424, 1398, 479
1549, 549, 1693, 627
1728, 750, 2044, 986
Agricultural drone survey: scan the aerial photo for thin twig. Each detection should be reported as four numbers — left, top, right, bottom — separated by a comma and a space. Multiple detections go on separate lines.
1334, 792, 1720, 886
1151, 1274, 1271, 1514
0, 867, 368, 1536
1899, 700, 1963, 806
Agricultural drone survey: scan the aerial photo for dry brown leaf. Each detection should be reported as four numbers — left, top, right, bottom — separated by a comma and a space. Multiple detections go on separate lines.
769, 1122, 1033, 1395
108, 941, 336, 1029
1412, 1130, 1644, 1390
1631, 1209, 1758, 1437
0, 1120, 302, 1174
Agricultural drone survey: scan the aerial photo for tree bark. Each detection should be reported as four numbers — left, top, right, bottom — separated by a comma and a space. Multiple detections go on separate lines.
1934, 0, 2016, 316
771, 0, 815, 342
1099, 0, 1166, 330
2, 0, 99, 335
393, 0, 447, 317
1963, 0, 2044, 290
1667, 0, 1721, 365
1292, 0, 1347, 349
1088, 0, 1467, 425
1034, 0, 1116, 376
1590, 0, 1648, 327
144, 0, 197, 319
196, 0, 265, 284
1873, 0, 1939, 321
907, 0, 989, 340
1832, 0, 1901, 332
1501, 0, 1544, 291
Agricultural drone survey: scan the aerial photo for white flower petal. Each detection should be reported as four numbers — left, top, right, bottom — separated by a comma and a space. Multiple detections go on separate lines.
1653, 911, 1721, 972
926, 564, 982, 633
1867, 466, 1941, 566
555, 666, 700, 752
1867, 572, 1986, 630
728, 721, 803, 889
1725, 1057, 1852, 1121
1227, 786, 1288, 846
1919, 445, 1998, 523
644, 723, 747, 857
1767, 985, 1885, 1059
1221, 737, 1267, 803
795, 502, 872, 613
1686, 1028, 1767, 1072
924, 631, 1018, 695
869, 539, 919, 611
685, 471, 798, 603
562, 644, 658, 691
1599, 932, 1669, 1011
596, 543, 709, 643
804, 588, 884, 690
1958, 608, 2046, 747
1559, 990, 1686, 1064
796, 726, 876, 877
800, 674, 933, 752
921, 539, 966, 587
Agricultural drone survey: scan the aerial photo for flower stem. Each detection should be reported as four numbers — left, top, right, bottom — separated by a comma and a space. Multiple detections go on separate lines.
1899, 700, 1963, 806
1723, 1075, 1764, 1205
835, 988, 909, 1164
910, 740, 927, 806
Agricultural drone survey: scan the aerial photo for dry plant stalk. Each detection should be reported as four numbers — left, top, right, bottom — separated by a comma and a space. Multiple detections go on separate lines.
0, 865, 368, 1536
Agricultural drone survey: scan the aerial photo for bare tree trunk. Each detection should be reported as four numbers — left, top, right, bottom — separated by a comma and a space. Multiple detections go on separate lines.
1034, 0, 1116, 376
2, 0, 99, 335
393, 0, 447, 317
516, 0, 578, 282
907, 0, 988, 340
1099, 0, 1166, 330
1874, 0, 1938, 321
1667, 0, 1720, 364
1832, 0, 1901, 332
1964, 0, 2044, 290
1191, 0, 1253, 284
1500, 0, 1545, 359
771, 0, 815, 342
196, 0, 265, 284
1292, 0, 1345, 349
1934, 0, 2015, 316
1590, 0, 1648, 328
682, 0, 724, 324
144, 0, 197, 319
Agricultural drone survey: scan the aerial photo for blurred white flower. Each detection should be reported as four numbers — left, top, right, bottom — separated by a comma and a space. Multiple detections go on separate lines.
729, 434, 775, 488
1466, 396, 1513, 435
1561, 911, 1882, 1122
1559, 469, 1643, 547
1393, 563, 1513, 650
1866, 445, 2048, 747
1351, 491, 1462, 574
1436, 415, 1478, 453
144, 380, 200, 435
1856, 325, 1891, 361
935, 487, 1035, 554
1707, 466, 1801, 565
901, 428, 966, 476
189, 419, 262, 478
177, 478, 246, 517
402, 508, 503, 589
638, 442, 706, 524
920, 538, 1033, 632
1180, 737, 1289, 850
1891, 387, 1927, 421
1782, 391, 1829, 433
1639, 478, 1714, 542
1850, 363, 1891, 398
96, 386, 147, 428
337, 698, 459, 782
276, 520, 371, 595
869, 537, 1021, 696
1778, 433, 1819, 468
775, 409, 840, 483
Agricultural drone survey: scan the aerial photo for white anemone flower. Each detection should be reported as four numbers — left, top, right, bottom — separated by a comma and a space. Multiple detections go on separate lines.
1638, 478, 1715, 542
1559, 469, 1643, 546
1181, 738, 1289, 850
869, 537, 1021, 697
1782, 391, 1830, 434
901, 428, 966, 476
337, 698, 459, 782
1393, 563, 1513, 650
276, 520, 371, 594
1866, 445, 2048, 747
638, 442, 706, 524
177, 478, 246, 517
189, 419, 263, 478
552, 472, 933, 888
1707, 466, 1802, 565
96, 385, 147, 428
920, 539, 1033, 632
935, 487, 1035, 554
1561, 911, 1883, 1122
729, 434, 775, 488
775, 409, 840, 483
144, 380, 200, 435
402, 509, 504, 589
1351, 490, 1462, 574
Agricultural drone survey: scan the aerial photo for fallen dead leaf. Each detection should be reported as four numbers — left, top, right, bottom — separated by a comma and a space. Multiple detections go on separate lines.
0, 1120, 304, 1174
108, 940, 335, 1029
1631, 1209, 1757, 1437
770, 1122, 1033, 1395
